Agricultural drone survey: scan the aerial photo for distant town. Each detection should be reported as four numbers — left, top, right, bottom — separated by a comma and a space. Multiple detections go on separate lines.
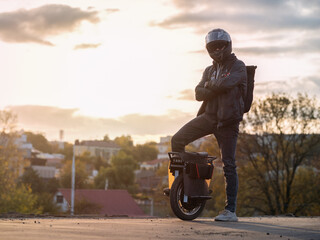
3, 129, 208, 217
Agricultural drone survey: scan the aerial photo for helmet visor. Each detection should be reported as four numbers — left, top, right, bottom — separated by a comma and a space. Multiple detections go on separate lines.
206, 40, 228, 52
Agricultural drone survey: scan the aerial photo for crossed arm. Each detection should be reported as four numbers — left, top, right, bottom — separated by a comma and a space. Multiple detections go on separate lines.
195, 62, 247, 101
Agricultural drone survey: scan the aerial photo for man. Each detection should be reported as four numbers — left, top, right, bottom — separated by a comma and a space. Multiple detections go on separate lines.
171, 28, 247, 222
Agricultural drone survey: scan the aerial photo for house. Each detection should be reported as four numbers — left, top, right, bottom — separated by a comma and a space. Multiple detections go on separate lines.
74, 140, 120, 163
156, 136, 171, 159
15, 133, 33, 158
25, 151, 64, 178
31, 165, 56, 178
36, 153, 64, 168
54, 188, 146, 217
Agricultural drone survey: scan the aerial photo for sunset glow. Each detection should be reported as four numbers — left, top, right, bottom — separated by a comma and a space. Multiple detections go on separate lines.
1, 0, 319, 143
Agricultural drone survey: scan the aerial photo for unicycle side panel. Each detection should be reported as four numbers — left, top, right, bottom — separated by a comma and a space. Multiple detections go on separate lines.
169, 174, 205, 221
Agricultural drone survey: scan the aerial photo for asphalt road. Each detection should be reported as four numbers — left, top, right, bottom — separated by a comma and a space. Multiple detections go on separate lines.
0, 217, 319, 240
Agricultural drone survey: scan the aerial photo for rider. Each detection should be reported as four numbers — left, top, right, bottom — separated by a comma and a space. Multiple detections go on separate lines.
171, 28, 247, 222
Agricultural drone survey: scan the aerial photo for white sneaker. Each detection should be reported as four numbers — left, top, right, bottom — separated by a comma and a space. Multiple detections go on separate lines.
215, 210, 238, 222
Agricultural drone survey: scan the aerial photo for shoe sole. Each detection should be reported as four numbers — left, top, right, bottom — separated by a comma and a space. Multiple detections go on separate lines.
215, 218, 238, 222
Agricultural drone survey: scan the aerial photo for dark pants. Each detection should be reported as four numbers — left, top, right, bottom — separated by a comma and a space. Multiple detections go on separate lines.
171, 114, 239, 212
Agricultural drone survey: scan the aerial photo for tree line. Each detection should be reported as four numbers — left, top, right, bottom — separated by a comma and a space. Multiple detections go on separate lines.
0, 93, 319, 216
201, 93, 320, 216
0, 112, 158, 214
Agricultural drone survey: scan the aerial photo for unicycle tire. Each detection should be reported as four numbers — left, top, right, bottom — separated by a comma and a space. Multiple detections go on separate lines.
170, 174, 206, 220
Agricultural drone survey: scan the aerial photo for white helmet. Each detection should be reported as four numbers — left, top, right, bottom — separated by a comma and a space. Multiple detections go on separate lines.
205, 28, 232, 63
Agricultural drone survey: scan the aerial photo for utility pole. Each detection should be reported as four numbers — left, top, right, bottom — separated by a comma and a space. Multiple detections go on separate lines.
150, 198, 154, 217
71, 140, 77, 216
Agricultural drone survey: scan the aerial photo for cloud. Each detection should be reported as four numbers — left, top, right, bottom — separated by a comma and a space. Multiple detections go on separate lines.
167, 89, 194, 101
152, 0, 320, 57
149, 0, 320, 61
254, 76, 320, 96
308, 76, 320, 88
177, 89, 194, 100
6, 105, 194, 143
105, 8, 120, 13
154, 0, 320, 31
74, 43, 102, 50
0, 4, 99, 45
170, 0, 285, 10
235, 35, 320, 55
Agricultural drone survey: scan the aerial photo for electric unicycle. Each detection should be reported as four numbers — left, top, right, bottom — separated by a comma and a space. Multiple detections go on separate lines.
164, 152, 216, 220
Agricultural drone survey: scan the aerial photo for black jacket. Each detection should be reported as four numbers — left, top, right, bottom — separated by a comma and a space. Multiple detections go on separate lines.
195, 53, 247, 127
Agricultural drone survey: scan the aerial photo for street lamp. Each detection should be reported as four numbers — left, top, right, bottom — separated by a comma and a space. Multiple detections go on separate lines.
71, 140, 78, 215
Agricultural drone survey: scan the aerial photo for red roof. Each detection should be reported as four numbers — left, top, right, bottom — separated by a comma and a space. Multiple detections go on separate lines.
58, 188, 146, 217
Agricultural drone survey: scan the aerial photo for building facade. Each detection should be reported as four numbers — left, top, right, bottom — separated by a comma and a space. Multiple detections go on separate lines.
74, 140, 120, 163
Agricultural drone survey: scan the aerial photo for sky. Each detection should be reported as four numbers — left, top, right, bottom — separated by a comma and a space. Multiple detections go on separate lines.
1, 0, 319, 144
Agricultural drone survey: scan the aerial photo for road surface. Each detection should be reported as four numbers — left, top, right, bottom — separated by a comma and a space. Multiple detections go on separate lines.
0, 217, 319, 240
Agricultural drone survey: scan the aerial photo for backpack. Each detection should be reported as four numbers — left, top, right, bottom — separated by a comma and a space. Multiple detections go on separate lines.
244, 65, 257, 113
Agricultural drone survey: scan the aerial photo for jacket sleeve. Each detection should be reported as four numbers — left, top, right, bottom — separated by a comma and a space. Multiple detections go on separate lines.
207, 60, 247, 94
195, 66, 216, 101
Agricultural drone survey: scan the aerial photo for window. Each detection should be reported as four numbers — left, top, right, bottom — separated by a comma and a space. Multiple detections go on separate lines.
103, 151, 110, 159
95, 148, 102, 157
56, 195, 64, 203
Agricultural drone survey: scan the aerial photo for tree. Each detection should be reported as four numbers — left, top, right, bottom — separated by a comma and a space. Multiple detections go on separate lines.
19, 168, 44, 193
0, 111, 20, 192
0, 110, 41, 214
199, 135, 221, 157
237, 93, 320, 215
0, 110, 17, 134
103, 134, 110, 142
24, 131, 52, 153
36, 192, 61, 214
114, 135, 158, 163
60, 160, 89, 189
131, 142, 158, 163
94, 166, 110, 189
94, 150, 138, 192
0, 184, 41, 214
289, 166, 320, 216
58, 142, 73, 161
93, 156, 110, 170
19, 168, 60, 214
0, 110, 19, 200
114, 135, 134, 148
